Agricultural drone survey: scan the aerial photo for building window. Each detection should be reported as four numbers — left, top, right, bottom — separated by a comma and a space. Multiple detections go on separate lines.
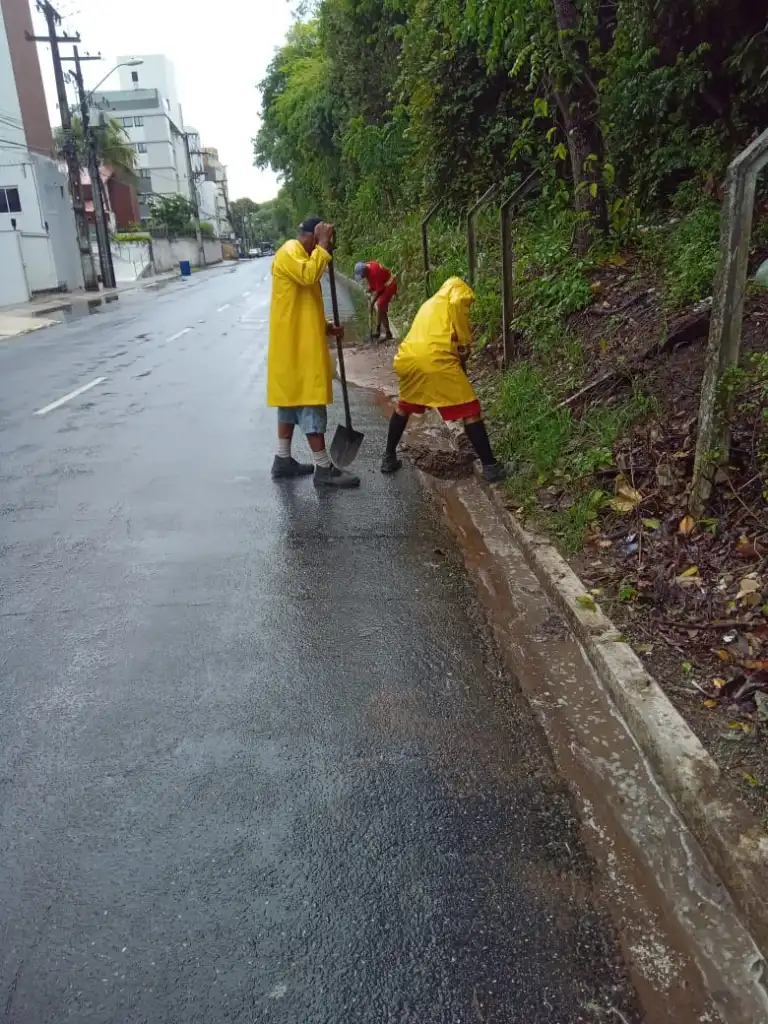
131, 71, 139, 83
121, 116, 133, 127
133, 116, 144, 127
0, 187, 21, 213
137, 143, 147, 153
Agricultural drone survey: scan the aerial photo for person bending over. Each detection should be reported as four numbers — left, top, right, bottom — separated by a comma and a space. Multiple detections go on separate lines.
381, 276, 510, 483
354, 259, 397, 341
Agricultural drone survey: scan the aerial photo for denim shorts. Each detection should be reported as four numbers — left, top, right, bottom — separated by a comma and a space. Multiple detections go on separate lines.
277, 405, 328, 435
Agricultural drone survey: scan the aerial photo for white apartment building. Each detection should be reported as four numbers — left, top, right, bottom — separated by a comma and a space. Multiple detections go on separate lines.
201, 146, 233, 239
0, 0, 82, 306
90, 55, 192, 222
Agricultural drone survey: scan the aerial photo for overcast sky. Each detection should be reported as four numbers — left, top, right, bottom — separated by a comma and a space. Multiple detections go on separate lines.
33, 0, 295, 201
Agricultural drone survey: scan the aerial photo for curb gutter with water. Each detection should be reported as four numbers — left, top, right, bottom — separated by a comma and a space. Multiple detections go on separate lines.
341, 335, 768, 1023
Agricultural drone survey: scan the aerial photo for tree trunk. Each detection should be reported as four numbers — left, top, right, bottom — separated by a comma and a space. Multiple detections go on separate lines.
551, 0, 608, 254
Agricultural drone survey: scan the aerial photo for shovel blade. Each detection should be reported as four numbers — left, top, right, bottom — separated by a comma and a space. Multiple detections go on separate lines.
330, 424, 365, 468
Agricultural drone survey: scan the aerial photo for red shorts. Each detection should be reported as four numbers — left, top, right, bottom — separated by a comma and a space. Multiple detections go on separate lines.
398, 399, 482, 422
375, 280, 397, 312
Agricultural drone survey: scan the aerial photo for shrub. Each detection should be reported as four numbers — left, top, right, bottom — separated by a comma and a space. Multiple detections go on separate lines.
113, 232, 151, 243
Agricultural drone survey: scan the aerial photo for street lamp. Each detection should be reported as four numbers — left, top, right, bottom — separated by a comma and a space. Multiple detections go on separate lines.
62, 54, 144, 290
86, 58, 143, 103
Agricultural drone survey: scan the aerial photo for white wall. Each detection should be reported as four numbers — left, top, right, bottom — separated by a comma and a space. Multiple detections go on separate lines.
0, 2, 81, 302
20, 231, 57, 291
137, 236, 224, 274
111, 240, 153, 282
0, 231, 30, 305
32, 154, 83, 291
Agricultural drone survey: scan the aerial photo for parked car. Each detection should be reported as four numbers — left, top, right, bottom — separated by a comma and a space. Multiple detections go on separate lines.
248, 247, 263, 258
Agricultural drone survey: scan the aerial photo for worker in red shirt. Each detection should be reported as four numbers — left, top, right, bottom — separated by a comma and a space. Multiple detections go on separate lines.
354, 260, 397, 341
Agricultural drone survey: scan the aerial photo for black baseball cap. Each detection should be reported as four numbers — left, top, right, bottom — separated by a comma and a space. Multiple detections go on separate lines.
298, 216, 322, 234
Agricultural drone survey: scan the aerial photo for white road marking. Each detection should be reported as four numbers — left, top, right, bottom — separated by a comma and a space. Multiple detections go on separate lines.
217, 304, 231, 313
167, 327, 192, 342
34, 376, 106, 416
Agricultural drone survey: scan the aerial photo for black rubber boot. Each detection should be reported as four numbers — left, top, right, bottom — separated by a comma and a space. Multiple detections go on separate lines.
482, 462, 514, 484
381, 451, 402, 474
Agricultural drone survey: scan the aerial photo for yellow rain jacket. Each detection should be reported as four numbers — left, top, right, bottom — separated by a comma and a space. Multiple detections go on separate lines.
267, 239, 332, 407
393, 277, 477, 407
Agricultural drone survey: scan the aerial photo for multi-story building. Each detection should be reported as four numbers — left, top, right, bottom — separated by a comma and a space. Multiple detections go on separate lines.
90, 55, 193, 222
200, 146, 232, 239
0, 0, 83, 305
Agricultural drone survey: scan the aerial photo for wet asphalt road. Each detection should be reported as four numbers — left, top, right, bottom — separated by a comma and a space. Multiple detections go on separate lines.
0, 261, 637, 1023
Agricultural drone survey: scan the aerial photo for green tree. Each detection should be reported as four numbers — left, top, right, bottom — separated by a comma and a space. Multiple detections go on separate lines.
54, 116, 138, 177
148, 194, 195, 235
230, 197, 259, 224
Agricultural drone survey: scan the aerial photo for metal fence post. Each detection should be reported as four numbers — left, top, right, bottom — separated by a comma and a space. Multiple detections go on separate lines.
421, 200, 443, 298
690, 127, 768, 515
466, 183, 501, 287
500, 172, 541, 367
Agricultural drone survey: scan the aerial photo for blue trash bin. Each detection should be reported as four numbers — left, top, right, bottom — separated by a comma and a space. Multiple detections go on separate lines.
179, 260, 191, 277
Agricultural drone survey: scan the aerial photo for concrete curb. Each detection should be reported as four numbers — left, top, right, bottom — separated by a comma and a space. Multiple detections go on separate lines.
478, 476, 768, 957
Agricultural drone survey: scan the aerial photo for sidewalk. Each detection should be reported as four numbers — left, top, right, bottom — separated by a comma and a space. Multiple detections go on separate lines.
0, 261, 235, 339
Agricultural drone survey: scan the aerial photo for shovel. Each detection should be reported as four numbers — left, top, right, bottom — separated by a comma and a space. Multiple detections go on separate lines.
369, 304, 379, 345
328, 259, 365, 468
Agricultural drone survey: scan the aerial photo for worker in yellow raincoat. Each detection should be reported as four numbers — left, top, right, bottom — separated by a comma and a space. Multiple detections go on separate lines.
381, 277, 511, 483
267, 216, 359, 489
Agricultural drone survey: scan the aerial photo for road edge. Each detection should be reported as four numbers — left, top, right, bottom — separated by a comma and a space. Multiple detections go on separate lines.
472, 461, 768, 957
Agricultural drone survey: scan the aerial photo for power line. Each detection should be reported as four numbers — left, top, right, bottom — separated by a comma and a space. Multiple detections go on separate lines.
27, 0, 98, 291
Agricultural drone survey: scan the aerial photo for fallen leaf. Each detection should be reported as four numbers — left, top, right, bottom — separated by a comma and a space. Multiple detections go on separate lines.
755, 691, 768, 722
679, 515, 696, 536
676, 566, 701, 586
610, 476, 643, 514
737, 578, 761, 600
712, 677, 727, 689
736, 539, 760, 560
576, 595, 598, 612
642, 518, 661, 530
716, 649, 731, 662
703, 698, 718, 708
728, 721, 752, 733
634, 643, 653, 654
743, 773, 762, 787
743, 592, 763, 607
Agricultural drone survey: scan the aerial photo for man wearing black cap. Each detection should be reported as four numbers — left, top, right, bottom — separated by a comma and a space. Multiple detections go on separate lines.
267, 216, 360, 488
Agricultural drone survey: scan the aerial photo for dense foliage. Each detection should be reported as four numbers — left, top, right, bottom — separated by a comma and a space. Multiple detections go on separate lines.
230, 196, 289, 246
55, 115, 138, 177
256, 0, 768, 261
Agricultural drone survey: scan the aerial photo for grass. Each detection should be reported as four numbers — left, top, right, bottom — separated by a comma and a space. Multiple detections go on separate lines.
638, 189, 721, 309
488, 361, 655, 551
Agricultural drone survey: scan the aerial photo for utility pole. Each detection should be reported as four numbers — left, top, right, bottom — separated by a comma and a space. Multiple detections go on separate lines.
63, 47, 116, 289
182, 131, 205, 266
27, 1, 99, 291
